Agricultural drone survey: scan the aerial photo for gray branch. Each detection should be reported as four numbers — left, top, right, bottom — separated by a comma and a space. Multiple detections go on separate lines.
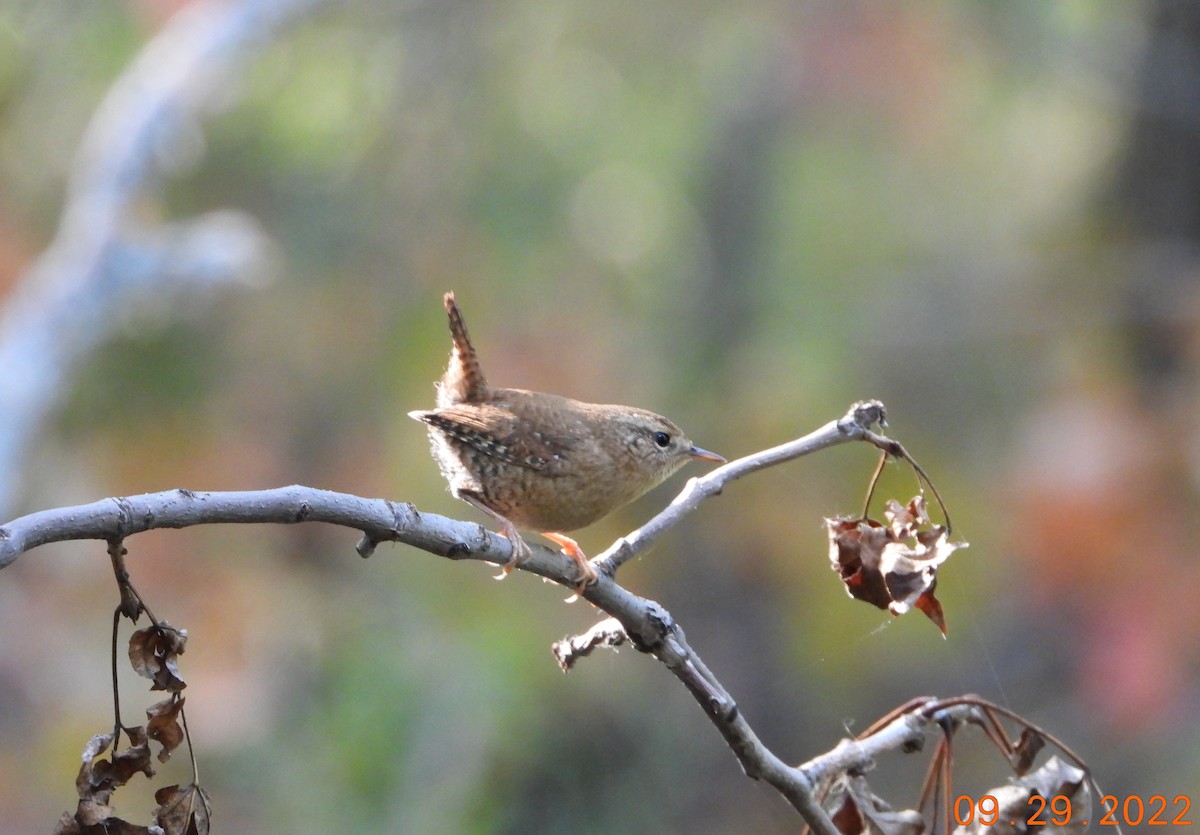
799, 699, 979, 786
0, 402, 900, 833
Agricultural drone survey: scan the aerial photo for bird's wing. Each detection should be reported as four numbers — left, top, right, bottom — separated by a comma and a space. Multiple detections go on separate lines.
410, 405, 573, 471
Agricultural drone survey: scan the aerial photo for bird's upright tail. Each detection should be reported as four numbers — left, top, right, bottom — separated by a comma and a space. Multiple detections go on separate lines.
438, 291, 489, 405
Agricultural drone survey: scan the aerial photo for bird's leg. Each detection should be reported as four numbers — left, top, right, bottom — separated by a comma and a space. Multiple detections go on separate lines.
460, 493, 530, 578
540, 532, 599, 594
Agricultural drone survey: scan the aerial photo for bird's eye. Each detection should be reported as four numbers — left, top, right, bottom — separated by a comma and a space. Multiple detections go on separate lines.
653, 431, 671, 448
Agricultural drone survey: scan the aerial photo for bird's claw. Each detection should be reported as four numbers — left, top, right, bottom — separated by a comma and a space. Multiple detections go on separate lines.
492, 525, 531, 580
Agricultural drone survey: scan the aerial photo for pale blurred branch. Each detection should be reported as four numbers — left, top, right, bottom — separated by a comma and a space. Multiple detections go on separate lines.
0, 0, 328, 514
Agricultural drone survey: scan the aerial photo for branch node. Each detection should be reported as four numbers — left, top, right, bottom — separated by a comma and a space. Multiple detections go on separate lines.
838, 400, 888, 438
389, 501, 417, 536
551, 617, 627, 671
445, 538, 475, 559
679, 656, 729, 713
642, 601, 675, 645
594, 536, 636, 577
107, 538, 142, 621
355, 535, 378, 559
111, 496, 136, 540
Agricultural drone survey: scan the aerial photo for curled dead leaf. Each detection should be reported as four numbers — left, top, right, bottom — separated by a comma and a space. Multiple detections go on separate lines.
1010, 728, 1046, 776
155, 782, 213, 835
1019, 756, 1088, 805
79, 732, 115, 766
146, 696, 186, 763
75, 796, 115, 827
830, 774, 925, 835
52, 812, 81, 835
826, 495, 967, 635
75, 727, 154, 802
129, 622, 188, 692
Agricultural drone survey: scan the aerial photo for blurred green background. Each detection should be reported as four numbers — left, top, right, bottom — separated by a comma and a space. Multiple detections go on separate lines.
2, 1, 1198, 832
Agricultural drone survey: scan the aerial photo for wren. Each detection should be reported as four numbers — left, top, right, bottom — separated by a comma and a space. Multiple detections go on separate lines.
409, 292, 724, 591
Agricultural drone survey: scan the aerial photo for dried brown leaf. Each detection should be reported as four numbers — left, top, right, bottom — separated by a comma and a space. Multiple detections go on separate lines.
826, 495, 966, 635
76, 813, 156, 835
75, 796, 115, 827
81, 731, 115, 761
829, 774, 925, 835
52, 812, 81, 835
912, 588, 946, 636
88, 745, 154, 796
108, 726, 155, 784
155, 783, 213, 835
146, 697, 186, 763
1019, 756, 1088, 811
129, 622, 188, 692
1010, 728, 1046, 776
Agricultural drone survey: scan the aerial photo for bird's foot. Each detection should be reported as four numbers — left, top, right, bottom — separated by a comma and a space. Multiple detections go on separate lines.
493, 521, 531, 581
540, 532, 598, 598
457, 493, 529, 580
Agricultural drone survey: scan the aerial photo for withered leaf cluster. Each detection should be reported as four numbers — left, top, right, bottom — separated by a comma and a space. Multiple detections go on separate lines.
56, 620, 207, 834
825, 495, 966, 635
826, 757, 1088, 835
54, 720, 210, 835
819, 695, 1099, 835
953, 757, 1090, 835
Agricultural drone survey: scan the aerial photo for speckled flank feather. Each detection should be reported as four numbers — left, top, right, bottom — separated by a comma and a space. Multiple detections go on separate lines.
437, 291, 487, 407
412, 411, 549, 470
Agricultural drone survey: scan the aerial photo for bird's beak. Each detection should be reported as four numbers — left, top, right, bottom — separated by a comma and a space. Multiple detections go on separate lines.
690, 446, 725, 463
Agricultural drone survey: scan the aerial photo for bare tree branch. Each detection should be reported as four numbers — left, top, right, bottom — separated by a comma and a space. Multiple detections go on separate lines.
0, 402, 902, 833
0, 489, 839, 831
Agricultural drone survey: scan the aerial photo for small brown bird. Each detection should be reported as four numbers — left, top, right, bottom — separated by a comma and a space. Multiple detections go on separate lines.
409, 292, 724, 591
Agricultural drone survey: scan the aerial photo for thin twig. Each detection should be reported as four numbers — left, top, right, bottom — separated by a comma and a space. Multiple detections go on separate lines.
859, 428, 954, 533
860, 450, 888, 520
111, 608, 123, 739
595, 400, 890, 576
922, 696, 1088, 773
182, 702, 200, 788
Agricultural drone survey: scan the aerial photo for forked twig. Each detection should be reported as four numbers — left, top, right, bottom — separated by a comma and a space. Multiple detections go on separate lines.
857, 431, 954, 534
